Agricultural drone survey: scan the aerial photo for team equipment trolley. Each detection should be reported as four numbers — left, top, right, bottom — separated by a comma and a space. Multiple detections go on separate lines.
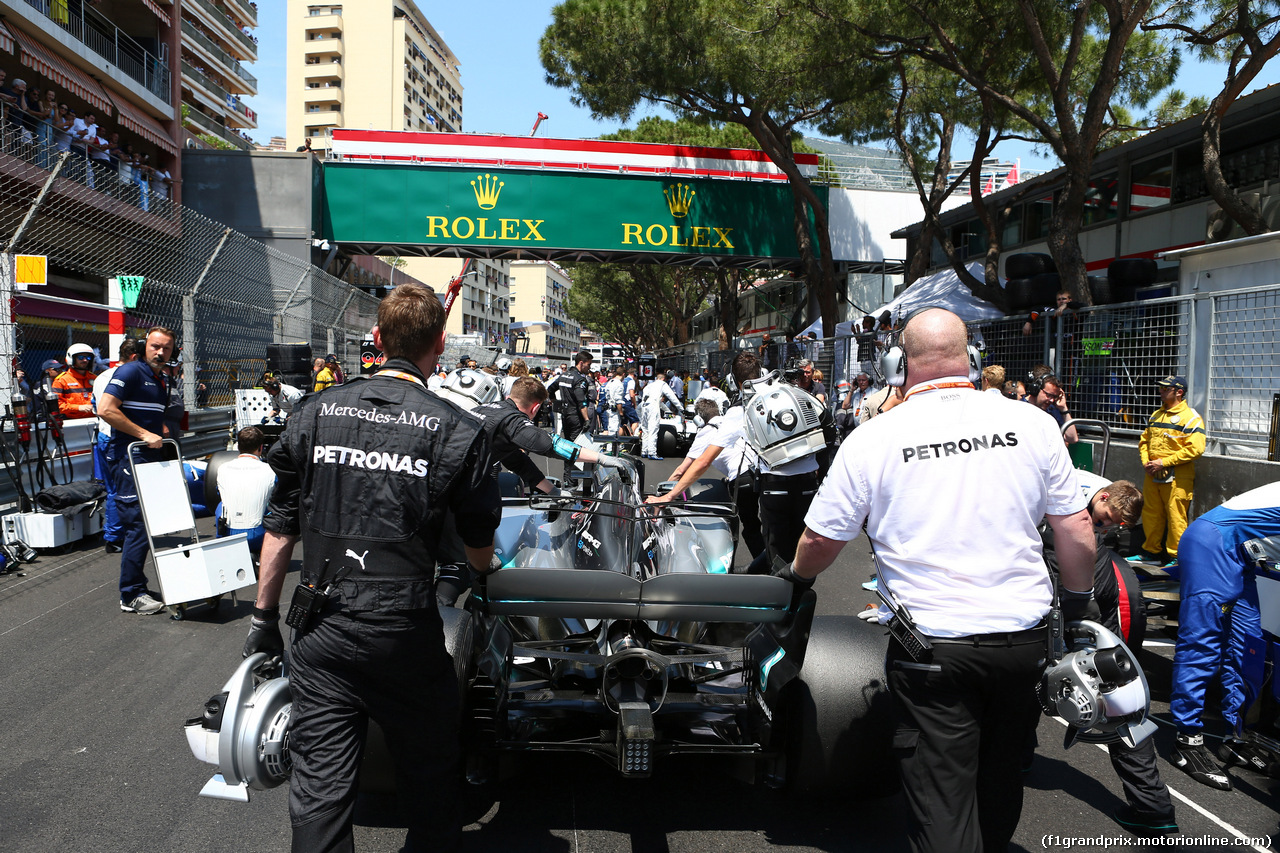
129, 440, 256, 620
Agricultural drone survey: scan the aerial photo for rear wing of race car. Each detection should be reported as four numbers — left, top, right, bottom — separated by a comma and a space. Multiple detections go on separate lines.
483, 568, 794, 624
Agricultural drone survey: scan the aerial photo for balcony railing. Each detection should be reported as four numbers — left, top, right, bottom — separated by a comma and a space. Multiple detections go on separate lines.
181, 20, 258, 92
223, 0, 258, 29
185, 0, 258, 58
183, 102, 252, 150
21, 0, 172, 104
182, 60, 231, 107
229, 98, 256, 124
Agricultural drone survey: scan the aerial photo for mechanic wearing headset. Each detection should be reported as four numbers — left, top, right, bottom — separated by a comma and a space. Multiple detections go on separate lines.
244, 284, 500, 853
789, 307, 1097, 853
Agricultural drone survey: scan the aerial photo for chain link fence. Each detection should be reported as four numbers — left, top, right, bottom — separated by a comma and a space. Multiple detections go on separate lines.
654, 285, 1278, 458
1, 124, 381, 414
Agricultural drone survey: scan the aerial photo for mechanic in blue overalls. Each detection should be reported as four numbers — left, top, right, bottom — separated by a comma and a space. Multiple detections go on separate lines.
1169, 481, 1280, 791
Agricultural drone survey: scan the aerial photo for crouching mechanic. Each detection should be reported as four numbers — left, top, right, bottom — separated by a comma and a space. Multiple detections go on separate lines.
243, 283, 500, 853
214, 426, 276, 555
788, 307, 1096, 853
640, 373, 682, 459
1169, 482, 1280, 791
1041, 471, 1178, 835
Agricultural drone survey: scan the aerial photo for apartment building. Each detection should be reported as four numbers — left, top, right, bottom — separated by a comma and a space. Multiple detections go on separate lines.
180, 0, 259, 150
286, 0, 463, 154
0, 1, 180, 166
401, 256, 511, 347
509, 261, 580, 358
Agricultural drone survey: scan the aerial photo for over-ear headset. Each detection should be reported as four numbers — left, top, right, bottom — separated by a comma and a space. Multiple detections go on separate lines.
1024, 370, 1052, 399
879, 305, 983, 387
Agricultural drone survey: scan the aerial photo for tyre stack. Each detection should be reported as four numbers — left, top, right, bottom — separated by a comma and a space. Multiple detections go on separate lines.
1004, 253, 1059, 311
266, 342, 313, 391
1106, 257, 1158, 304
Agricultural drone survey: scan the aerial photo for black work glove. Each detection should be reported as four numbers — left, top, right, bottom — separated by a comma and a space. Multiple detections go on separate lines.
1060, 587, 1102, 638
244, 607, 284, 662
771, 560, 815, 611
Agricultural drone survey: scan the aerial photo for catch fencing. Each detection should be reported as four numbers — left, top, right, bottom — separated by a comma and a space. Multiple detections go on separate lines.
655, 286, 1280, 460
0, 125, 382, 414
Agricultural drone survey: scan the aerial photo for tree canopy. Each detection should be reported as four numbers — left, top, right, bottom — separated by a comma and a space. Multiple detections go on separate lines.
542, 0, 893, 334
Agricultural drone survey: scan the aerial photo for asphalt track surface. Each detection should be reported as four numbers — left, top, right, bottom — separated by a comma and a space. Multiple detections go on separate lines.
1, 454, 1276, 853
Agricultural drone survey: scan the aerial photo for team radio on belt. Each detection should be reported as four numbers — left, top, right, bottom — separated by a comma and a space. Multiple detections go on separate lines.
174, 296, 1277, 853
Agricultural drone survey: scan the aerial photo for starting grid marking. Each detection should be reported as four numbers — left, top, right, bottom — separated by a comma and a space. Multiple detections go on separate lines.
1047, 716, 1272, 852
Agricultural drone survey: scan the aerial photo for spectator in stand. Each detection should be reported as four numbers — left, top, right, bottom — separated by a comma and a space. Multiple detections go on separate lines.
52, 102, 73, 153
105, 131, 124, 173
27, 87, 54, 157
0, 69, 14, 106
88, 130, 112, 185
53, 344, 97, 418
69, 110, 97, 185
149, 160, 172, 200
982, 364, 1006, 395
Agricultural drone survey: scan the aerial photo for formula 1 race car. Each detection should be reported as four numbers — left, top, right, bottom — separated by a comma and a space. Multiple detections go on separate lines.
184, 456, 897, 808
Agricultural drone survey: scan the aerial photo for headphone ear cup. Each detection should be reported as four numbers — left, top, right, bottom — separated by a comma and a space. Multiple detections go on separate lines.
881, 346, 907, 387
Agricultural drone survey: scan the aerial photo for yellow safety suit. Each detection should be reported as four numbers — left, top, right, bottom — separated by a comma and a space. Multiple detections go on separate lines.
1139, 398, 1205, 558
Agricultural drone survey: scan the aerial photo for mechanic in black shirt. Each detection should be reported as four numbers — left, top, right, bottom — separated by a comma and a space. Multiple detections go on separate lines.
244, 284, 500, 853
556, 351, 594, 440
434, 376, 625, 605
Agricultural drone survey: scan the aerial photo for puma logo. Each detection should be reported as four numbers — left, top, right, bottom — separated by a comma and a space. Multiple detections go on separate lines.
345, 549, 369, 572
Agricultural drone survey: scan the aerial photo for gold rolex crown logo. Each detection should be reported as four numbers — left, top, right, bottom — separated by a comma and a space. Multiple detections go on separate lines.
471, 173, 504, 209
664, 183, 695, 218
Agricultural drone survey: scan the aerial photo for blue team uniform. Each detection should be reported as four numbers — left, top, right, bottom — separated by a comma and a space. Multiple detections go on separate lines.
103, 361, 170, 603
1170, 482, 1280, 736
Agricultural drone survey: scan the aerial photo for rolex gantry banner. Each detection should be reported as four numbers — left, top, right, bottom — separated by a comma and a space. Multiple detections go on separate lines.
319, 161, 827, 264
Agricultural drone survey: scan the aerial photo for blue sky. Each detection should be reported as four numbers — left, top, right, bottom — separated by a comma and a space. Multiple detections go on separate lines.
245, 2, 1280, 171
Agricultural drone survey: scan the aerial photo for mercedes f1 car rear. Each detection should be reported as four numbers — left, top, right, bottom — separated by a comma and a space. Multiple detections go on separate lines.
185, 457, 897, 802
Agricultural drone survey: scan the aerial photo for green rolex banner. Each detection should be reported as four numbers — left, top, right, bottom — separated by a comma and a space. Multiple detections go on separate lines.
320, 162, 826, 263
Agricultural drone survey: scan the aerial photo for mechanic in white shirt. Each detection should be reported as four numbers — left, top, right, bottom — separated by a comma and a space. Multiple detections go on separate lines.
639, 375, 682, 459
602, 366, 627, 435
647, 352, 765, 560
790, 307, 1096, 853
262, 374, 304, 421
216, 426, 277, 555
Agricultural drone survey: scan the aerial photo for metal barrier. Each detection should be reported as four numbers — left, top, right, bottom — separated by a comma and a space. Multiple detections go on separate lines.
652, 283, 1279, 457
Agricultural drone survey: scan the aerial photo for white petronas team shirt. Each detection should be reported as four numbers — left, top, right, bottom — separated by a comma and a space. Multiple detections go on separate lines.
805, 377, 1086, 637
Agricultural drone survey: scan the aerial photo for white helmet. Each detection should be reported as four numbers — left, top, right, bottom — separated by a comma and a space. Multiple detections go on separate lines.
1041, 620, 1156, 749
494, 357, 512, 374
741, 374, 826, 467
66, 343, 95, 367
435, 368, 501, 410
